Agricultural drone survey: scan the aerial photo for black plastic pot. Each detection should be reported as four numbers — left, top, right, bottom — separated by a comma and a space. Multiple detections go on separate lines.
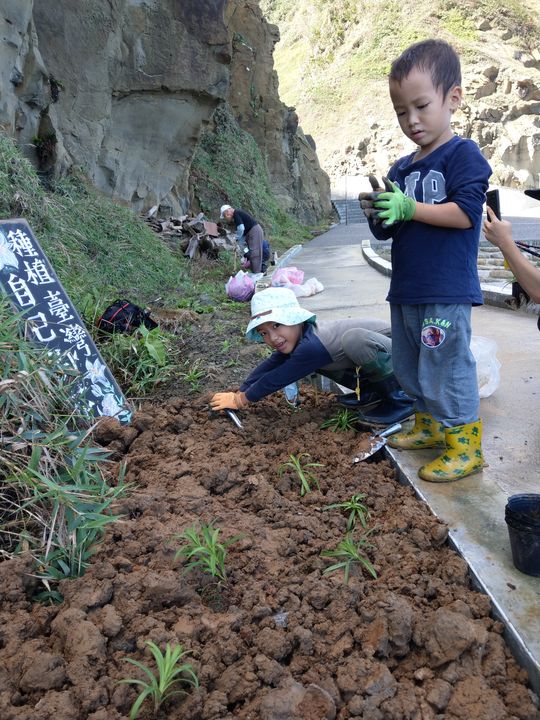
505, 494, 540, 577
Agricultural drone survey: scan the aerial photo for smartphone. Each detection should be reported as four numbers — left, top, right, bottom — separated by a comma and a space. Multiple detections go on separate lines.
485, 189, 501, 220
524, 188, 540, 201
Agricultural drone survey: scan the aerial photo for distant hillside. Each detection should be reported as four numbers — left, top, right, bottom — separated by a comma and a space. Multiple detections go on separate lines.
260, 0, 540, 188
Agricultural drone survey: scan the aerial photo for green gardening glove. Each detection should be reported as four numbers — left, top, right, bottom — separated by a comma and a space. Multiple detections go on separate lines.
358, 174, 384, 223
374, 177, 416, 227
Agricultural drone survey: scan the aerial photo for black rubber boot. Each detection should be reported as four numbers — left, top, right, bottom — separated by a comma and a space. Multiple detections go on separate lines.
355, 375, 415, 428
336, 385, 382, 411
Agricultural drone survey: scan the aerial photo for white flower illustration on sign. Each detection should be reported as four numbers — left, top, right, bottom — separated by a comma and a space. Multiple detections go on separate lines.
101, 392, 122, 416
0, 230, 18, 273
84, 358, 108, 385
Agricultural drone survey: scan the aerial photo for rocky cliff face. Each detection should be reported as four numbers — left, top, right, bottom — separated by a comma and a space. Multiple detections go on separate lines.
0, 0, 330, 221
339, 60, 540, 190
262, 0, 540, 192
226, 0, 330, 222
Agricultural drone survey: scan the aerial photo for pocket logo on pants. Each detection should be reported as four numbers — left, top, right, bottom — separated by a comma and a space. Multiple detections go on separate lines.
421, 325, 446, 348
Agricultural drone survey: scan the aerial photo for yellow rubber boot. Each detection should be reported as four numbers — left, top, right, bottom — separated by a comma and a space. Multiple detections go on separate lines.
418, 419, 485, 482
386, 412, 445, 449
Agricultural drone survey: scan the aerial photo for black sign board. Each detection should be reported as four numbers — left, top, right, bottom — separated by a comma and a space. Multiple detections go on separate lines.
0, 219, 132, 424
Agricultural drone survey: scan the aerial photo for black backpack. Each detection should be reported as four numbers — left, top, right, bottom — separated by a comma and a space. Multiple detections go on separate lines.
96, 299, 158, 334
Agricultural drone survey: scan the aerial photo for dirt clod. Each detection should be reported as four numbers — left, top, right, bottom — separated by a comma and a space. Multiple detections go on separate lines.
1, 389, 539, 719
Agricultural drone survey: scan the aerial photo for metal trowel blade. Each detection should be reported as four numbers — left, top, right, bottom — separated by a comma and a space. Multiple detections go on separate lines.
352, 422, 401, 463
225, 409, 244, 429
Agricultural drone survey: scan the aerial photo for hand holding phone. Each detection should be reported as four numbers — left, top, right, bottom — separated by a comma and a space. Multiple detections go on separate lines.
485, 189, 509, 267
485, 189, 501, 220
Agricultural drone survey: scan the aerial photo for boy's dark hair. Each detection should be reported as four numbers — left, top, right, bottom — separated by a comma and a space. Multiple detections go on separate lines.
389, 39, 461, 97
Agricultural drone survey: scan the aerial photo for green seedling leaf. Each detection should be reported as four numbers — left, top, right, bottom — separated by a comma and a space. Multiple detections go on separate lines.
320, 408, 357, 432
324, 493, 370, 531
278, 452, 324, 496
120, 641, 199, 719
321, 530, 378, 583
173, 523, 242, 583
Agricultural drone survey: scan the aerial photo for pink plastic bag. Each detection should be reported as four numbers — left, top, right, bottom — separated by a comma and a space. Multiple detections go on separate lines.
225, 270, 255, 302
271, 266, 304, 287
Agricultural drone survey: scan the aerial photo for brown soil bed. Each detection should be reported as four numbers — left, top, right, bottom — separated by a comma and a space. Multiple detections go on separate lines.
1, 388, 539, 720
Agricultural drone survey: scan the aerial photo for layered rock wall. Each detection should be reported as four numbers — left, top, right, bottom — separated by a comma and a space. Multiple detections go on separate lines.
32, 0, 229, 214
226, 0, 331, 222
0, 0, 330, 221
0, 2, 49, 150
343, 63, 540, 190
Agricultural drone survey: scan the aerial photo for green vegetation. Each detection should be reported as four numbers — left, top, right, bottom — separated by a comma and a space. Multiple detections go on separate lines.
440, 8, 477, 41
259, 0, 292, 22
173, 523, 241, 584
321, 530, 378, 583
0, 135, 188, 309
178, 359, 206, 393
98, 325, 178, 397
0, 299, 125, 601
191, 106, 313, 253
278, 452, 324, 495
262, 0, 540, 164
120, 641, 199, 719
325, 492, 370, 531
320, 407, 357, 432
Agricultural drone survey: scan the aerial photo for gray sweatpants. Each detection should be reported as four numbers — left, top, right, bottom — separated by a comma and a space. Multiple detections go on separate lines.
390, 303, 479, 426
318, 320, 393, 389
246, 224, 264, 273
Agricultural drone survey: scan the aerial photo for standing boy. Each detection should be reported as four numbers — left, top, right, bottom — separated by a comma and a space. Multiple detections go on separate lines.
359, 39, 492, 482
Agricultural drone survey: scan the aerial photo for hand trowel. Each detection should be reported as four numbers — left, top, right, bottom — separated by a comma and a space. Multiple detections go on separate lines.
352, 422, 401, 463
225, 409, 243, 430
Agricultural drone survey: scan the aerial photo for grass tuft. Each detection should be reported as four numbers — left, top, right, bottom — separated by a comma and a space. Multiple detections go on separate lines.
0, 298, 125, 599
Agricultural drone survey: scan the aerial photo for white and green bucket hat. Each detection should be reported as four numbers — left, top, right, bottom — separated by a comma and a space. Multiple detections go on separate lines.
245, 287, 316, 342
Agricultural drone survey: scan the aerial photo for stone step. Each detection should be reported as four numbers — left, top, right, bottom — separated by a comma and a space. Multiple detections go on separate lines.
335, 200, 540, 278
332, 199, 368, 224
370, 240, 540, 277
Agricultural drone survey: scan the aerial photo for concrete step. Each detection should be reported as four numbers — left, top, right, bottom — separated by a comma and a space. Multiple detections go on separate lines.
332, 199, 368, 225
369, 243, 540, 282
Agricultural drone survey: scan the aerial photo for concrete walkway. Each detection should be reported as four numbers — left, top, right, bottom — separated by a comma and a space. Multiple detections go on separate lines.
288, 220, 540, 695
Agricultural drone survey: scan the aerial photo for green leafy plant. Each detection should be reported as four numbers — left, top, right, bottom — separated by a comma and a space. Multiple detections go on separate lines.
173, 523, 241, 583
179, 360, 206, 392
176, 297, 215, 314
98, 325, 178, 397
320, 408, 357, 432
324, 492, 370, 531
34, 481, 125, 583
278, 452, 324, 496
1, 300, 127, 600
321, 530, 378, 583
119, 641, 199, 719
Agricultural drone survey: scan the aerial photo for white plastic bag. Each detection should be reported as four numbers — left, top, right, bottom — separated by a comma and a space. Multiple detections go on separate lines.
471, 335, 501, 398
289, 277, 325, 297
225, 270, 255, 302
